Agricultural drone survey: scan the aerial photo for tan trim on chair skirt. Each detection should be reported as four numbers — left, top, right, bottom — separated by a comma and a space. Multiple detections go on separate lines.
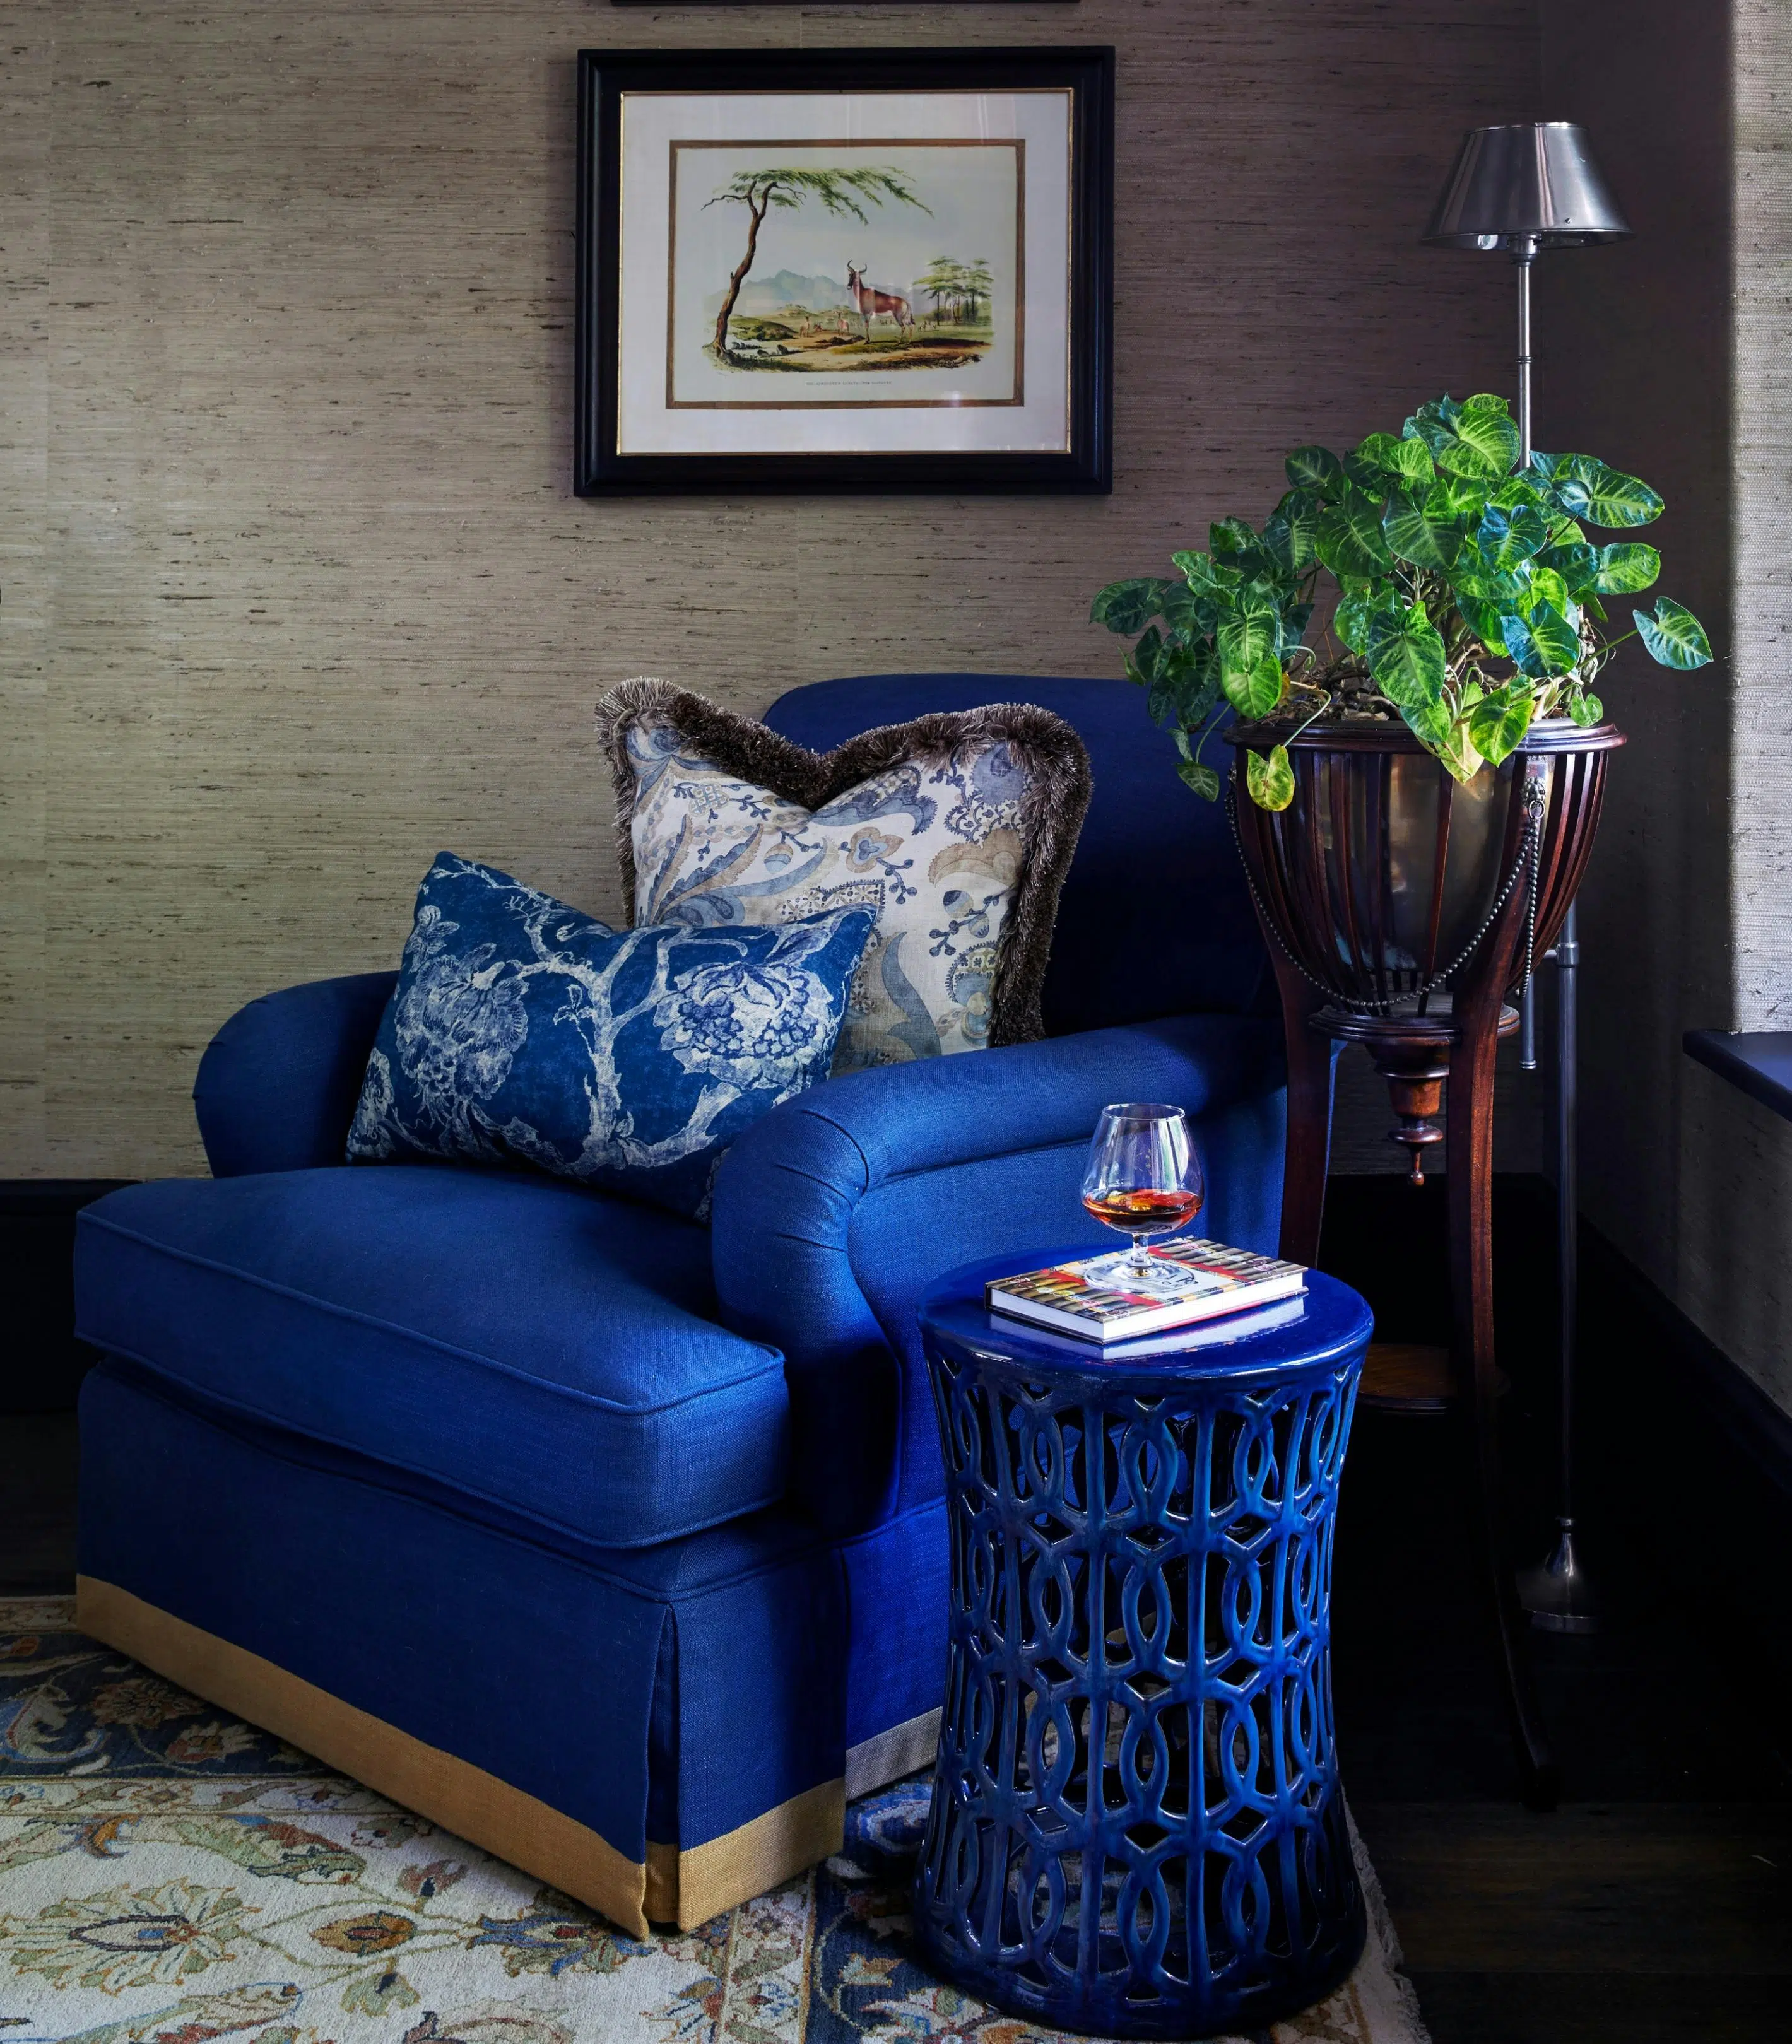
845, 1708, 941, 1799
668, 1776, 845, 1927
78, 1578, 847, 1935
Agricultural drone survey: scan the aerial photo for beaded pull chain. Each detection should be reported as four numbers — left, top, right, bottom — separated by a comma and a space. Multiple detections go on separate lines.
1229, 767, 1548, 1015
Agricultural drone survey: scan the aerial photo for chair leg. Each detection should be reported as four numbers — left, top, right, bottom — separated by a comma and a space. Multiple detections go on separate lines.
1447, 1011, 1560, 1811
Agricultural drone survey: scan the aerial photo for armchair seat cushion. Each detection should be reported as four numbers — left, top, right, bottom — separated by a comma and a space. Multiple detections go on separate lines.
74, 1165, 789, 1550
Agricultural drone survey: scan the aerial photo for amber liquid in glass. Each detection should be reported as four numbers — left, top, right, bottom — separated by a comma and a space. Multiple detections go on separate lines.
1080, 1188, 1204, 1236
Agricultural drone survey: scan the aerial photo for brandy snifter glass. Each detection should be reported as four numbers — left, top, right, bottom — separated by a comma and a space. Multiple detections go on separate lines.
1079, 1102, 1203, 1278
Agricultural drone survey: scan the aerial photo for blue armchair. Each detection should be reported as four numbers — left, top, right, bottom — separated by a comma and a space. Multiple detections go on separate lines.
71, 674, 1292, 1936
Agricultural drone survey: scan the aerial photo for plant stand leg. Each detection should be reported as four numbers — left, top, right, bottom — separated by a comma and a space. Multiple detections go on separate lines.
1273, 973, 1335, 1267
1447, 1005, 1561, 1811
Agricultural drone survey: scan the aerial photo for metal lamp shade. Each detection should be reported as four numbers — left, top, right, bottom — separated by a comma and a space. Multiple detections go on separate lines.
1424, 122, 1630, 249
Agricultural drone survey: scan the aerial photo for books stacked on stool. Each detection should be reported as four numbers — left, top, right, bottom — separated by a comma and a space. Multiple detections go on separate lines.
987, 1238, 1308, 1346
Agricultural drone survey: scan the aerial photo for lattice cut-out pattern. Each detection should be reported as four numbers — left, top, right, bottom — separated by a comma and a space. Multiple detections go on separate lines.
914, 1339, 1367, 2038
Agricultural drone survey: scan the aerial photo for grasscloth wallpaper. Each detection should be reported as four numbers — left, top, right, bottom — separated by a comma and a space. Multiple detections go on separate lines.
3, 1, 1538, 1178
1540, 0, 1792, 1417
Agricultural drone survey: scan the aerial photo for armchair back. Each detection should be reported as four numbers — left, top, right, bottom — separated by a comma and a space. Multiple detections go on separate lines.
763, 674, 1270, 1032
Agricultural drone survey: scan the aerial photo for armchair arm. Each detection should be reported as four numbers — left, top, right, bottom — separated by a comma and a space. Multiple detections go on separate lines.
710, 1014, 1288, 1532
194, 973, 396, 1177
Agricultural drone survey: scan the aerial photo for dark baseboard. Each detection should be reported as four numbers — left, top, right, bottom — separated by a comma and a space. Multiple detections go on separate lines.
0, 1181, 134, 1413
1581, 1219, 1792, 1501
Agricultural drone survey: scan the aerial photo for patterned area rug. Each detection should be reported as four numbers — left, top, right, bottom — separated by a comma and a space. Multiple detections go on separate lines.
1, 1599, 1428, 2044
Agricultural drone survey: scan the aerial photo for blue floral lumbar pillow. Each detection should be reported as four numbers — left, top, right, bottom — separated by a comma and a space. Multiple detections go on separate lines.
346, 853, 875, 1218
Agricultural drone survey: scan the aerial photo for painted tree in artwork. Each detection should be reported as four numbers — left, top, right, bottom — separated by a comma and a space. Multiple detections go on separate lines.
916, 256, 964, 324
962, 257, 994, 326
705, 166, 929, 358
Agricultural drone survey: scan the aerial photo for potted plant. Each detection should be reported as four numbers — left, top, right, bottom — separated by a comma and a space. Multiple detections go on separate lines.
1090, 391, 1711, 1170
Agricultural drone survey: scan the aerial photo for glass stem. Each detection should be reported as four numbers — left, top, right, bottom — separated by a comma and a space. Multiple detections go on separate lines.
1129, 1237, 1153, 1276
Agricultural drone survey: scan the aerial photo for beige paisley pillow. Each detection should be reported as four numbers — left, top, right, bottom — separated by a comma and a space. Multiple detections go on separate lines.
598, 679, 1091, 1072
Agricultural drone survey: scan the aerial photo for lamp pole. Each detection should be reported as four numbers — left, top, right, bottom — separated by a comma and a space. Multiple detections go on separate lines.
1511, 233, 1593, 1635
1517, 233, 1540, 1070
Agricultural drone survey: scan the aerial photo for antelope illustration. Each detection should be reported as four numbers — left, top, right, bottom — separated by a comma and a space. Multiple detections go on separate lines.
846, 262, 915, 341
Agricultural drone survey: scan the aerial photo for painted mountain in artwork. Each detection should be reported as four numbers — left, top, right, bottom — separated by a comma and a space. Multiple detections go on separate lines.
702, 269, 858, 319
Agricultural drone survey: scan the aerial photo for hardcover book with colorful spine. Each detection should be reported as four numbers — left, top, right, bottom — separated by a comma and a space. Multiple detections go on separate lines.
985, 1239, 1308, 1343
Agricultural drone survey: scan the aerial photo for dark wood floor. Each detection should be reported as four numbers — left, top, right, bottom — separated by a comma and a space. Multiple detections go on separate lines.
1326, 1177, 1792, 2043
4, 1177, 1789, 2041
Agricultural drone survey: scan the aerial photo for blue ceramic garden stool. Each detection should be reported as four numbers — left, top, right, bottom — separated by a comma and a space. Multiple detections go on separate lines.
912, 1255, 1374, 2039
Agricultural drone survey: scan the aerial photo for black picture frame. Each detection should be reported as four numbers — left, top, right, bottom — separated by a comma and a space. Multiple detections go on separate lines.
610, 3, 1078, 7
574, 45, 1114, 495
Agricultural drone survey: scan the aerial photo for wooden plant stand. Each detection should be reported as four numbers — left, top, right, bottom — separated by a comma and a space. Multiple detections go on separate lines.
1228, 719, 1623, 1809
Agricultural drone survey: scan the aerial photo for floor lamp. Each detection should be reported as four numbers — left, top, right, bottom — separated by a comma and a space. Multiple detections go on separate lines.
1424, 123, 1631, 1635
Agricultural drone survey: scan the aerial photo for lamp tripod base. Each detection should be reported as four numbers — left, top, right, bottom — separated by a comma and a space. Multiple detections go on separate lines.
1518, 1518, 1599, 1634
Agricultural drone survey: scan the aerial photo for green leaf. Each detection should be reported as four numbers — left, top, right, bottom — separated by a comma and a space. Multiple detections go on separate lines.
1210, 517, 1260, 560
1335, 586, 1398, 654
1279, 601, 1314, 652
1567, 689, 1604, 727
1218, 604, 1277, 674
1158, 579, 1215, 637
1162, 638, 1222, 724
1174, 549, 1240, 597
1245, 744, 1295, 811
1384, 487, 1463, 570
1466, 685, 1536, 766
1316, 490, 1395, 579
1433, 394, 1522, 481
1529, 597, 1583, 673
1595, 541, 1661, 593
1090, 578, 1169, 635
1475, 501, 1551, 570
1177, 759, 1222, 800
1514, 562, 1572, 620
1501, 601, 1580, 678
1239, 573, 1290, 613
1402, 692, 1454, 748
1536, 541, 1601, 597
1265, 491, 1325, 576
1451, 556, 1526, 605
1122, 623, 1164, 688
1632, 596, 1712, 667
1490, 474, 1553, 514
1403, 394, 1462, 459
1285, 445, 1347, 497
1431, 471, 1491, 520
1150, 640, 1213, 725
1456, 593, 1510, 655
1429, 712, 1487, 785
1222, 654, 1286, 719
1367, 606, 1448, 710
1549, 455, 1664, 527
1352, 431, 1435, 486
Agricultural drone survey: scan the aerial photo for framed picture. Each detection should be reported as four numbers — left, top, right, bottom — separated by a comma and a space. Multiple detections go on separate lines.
575, 45, 1114, 493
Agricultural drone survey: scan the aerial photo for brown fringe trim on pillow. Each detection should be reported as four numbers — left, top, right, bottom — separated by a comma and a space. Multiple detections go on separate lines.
596, 678, 1093, 1048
